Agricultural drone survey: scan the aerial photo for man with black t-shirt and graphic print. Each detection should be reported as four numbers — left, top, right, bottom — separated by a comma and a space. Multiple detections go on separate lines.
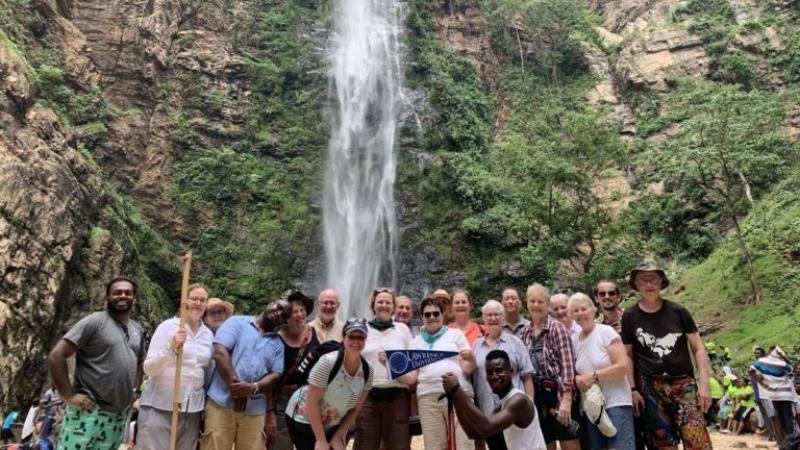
621, 263, 713, 450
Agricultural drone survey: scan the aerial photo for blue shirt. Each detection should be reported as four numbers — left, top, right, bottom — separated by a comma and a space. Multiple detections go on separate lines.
206, 316, 285, 416
2, 411, 18, 429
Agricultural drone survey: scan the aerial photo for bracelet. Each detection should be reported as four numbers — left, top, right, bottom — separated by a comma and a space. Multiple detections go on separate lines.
252, 383, 259, 395
593, 371, 599, 383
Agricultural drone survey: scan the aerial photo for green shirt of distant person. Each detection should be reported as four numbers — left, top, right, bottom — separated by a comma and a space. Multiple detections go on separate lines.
709, 377, 723, 400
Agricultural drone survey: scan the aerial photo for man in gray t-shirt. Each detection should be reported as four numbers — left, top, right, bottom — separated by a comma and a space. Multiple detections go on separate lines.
47, 276, 145, 450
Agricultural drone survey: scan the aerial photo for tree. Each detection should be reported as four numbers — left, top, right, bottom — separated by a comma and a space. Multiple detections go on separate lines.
659, 81, 795, 303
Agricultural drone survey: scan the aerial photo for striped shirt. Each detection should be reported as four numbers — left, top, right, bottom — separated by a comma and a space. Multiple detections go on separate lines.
285, 351, 373, 428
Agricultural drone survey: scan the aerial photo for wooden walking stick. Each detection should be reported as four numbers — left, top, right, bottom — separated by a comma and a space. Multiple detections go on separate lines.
169, 251, 192, 450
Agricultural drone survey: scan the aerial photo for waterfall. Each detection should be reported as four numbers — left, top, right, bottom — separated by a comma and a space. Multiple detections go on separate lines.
322, 0, 403, 319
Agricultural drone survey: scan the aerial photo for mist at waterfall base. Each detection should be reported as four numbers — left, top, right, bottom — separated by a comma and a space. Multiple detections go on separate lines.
322, 0, 404, 320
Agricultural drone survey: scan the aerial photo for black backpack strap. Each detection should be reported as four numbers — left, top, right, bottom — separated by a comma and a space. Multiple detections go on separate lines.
326, 349, 371, 385
360, 356, 371, 383
328, 349, 346, 385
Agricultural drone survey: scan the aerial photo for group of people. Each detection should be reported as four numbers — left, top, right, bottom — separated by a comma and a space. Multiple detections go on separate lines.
711, 345, 800, 443
6, 262, 790, 450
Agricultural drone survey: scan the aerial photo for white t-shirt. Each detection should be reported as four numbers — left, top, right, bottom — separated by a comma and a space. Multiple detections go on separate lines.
413, 328, 473, 397
363, 322, 414, 388
572, 324, 632, 408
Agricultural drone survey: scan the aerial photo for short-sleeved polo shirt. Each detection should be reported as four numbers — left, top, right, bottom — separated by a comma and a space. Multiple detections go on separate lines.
206, 316, 285, 416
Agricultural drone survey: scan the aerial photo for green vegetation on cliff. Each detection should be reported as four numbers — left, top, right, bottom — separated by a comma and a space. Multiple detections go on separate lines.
169, 0, 328, 309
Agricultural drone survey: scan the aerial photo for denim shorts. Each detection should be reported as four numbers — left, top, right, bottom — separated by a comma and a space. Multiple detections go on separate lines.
584, 405, 635, 450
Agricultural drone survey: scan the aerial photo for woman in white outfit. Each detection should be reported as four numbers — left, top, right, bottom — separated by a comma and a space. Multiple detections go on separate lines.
138, 283, 214, 450
569, 292, 634, 450
413, 296, 476, 450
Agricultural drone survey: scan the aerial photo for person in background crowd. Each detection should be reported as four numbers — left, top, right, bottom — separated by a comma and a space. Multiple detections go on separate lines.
353, 288, 417, 450
549, 293, 581, 341
430, 289, 453, 322
394, 295, 419, 337
37, 387, 61, 442
726, 376, 756, 435
748, 346, 774, 439
204, 298, 235, 334
707, 374, 724, 427
285, 319, 374, 450
201, 298, 291, 450
47, 276, 145, 450
268, 291, 319, 450
310, 289, 345, 342
443, 350, 546, 450
795, 367, 800, 426
501, 288, 529, 338
138, 283, 213, 450
717, 380, 734, 431
751, 346, 798, 442
704, 341, 718, 365
471, 300, 540, 438
621, 262, 713, 450
569, 292, 634, 450
719, 346, 731, 366
448, 289, 487, 347
414, 296, 476, 450
594, 280, 624, 333
522, 283, 580, 450
1, 410, 18, 444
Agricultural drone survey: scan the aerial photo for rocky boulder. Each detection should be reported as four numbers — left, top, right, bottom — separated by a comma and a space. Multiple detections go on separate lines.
616, 28, 710, 92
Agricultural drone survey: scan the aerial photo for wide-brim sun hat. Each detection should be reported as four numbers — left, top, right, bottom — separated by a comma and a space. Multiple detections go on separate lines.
628, 262, 670, 291
207, 298, 235, 316
282, 289, 314, 316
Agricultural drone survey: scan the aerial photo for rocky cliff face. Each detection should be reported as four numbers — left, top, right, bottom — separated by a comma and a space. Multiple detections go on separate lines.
0, 0, 255, 406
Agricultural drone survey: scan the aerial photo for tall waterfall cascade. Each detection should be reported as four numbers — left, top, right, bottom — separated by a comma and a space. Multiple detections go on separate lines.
322, 0, 404, 319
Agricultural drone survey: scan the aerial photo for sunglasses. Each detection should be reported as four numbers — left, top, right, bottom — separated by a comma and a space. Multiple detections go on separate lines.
373, 287, 394, 294
423, 311, 441, 319
596, 291, 618, 297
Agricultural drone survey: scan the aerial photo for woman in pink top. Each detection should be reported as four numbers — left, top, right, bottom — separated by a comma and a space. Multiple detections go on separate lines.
448, 289, 487, 347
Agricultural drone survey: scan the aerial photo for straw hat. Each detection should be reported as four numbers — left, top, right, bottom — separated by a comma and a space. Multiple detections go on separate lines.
207, 298, 235, 316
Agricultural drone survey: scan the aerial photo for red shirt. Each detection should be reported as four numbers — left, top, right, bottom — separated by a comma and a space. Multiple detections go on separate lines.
448, 321, 487, 347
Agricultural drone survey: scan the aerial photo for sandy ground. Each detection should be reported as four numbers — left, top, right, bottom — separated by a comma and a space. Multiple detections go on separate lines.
342, 429, 779, 450
114, 429, 778, 449
401, 430, 779, 450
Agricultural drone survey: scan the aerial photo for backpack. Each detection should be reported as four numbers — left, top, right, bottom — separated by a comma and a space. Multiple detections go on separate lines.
295, 340, 371, 386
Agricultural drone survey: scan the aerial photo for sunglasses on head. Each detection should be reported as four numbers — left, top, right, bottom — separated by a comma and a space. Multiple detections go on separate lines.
596, 291, 618, 297
423, 311, 441, 319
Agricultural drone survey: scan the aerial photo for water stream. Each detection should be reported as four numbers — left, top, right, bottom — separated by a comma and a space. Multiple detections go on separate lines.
322, 0, 404, 319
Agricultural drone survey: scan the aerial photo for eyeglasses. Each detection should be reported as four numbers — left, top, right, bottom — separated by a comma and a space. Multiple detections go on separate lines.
188, 296, 208, 303
596, 291, 618, 297
345, 318, 367, 326
423, 311, 441, 319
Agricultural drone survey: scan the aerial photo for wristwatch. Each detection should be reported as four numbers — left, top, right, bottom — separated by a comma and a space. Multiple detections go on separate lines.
252, 383, 259, 395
